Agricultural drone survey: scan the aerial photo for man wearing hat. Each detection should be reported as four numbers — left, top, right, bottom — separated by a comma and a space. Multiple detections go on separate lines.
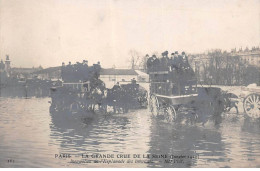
146, 54, 153, 73
152, 54, 159, 72
168, 52, 180, 94
161, 51, 169, 71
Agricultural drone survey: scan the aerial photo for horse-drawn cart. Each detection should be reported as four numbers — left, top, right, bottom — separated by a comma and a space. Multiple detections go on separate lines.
147, 51, 226, 123
50, 61, 148, 115
103, 82, 148, 114
149, 70, 198, 122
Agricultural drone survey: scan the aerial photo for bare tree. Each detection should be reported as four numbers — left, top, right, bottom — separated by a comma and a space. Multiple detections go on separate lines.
128, 49, 141, 69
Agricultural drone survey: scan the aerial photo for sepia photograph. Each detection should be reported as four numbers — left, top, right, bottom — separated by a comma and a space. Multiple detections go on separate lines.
0, 0, 259, 168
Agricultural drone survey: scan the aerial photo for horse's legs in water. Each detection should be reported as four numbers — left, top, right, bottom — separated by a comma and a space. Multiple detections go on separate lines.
113, 104, 116, 114
98, 103, 101, 111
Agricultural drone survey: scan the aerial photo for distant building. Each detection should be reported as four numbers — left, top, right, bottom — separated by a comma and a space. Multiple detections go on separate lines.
0, 55, 44, 79
0, 55, 11, 77
32, 67, 140, 87
135, 70, 149, 82
11, 67, 42, 79
0, 60, 5, 73
32, 66, 61, 80
100, 68, 138, 88
5, 55, 11, 77
230, 47, 260, 67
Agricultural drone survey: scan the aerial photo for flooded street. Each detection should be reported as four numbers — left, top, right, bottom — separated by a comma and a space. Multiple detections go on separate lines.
0, 97, 260, 168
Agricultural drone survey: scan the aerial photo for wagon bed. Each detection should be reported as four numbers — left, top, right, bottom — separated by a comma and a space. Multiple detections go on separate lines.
153, 93, 198, 105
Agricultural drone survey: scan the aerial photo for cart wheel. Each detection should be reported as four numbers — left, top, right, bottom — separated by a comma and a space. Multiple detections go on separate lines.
243, 93, 260, 119
149, 95, 159, 116
165, 106, 176, 122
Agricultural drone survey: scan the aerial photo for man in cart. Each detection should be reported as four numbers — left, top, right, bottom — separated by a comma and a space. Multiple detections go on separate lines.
161, 51, 169, 71
152, 55, 160, 72
146, 54, 152, 73
168, 51, 182, 95
178, 52, 196, 94
112, 82, 121, 91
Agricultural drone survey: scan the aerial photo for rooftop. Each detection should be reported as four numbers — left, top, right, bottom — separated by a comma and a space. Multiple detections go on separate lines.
100, 68, 138, 75
32, 66, 61, 74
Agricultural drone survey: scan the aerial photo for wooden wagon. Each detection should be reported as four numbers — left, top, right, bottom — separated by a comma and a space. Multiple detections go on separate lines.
149, 70, 198, 122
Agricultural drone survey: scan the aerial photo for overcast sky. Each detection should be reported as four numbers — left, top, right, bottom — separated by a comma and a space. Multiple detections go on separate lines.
0, 0, 259, 68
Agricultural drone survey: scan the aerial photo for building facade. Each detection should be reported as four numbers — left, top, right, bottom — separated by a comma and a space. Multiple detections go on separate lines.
100, 68, 138, 88
230, 47, 260, 67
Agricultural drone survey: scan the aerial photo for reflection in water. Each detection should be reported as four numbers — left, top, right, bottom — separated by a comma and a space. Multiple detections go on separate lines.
147, 120, 226, 168
0, 98, 260, 167
49, 107, 151, 167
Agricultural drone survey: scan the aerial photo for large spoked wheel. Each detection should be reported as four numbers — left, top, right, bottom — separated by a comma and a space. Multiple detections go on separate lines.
243, 93, 260, 119
149, 95, 159, 117
165, 105, 176, 122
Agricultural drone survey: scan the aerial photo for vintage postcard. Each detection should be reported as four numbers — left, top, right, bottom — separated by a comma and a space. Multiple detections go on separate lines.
0, 0, 259, 168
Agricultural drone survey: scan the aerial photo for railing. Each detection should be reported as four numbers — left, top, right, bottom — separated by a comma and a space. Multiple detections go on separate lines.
150, 82, 172, 96
150, 79, 197, 96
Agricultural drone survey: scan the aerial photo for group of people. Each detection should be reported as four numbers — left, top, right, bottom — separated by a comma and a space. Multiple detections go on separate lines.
147, 51, 196, 95
111, 78, 137, 94
106, 78, 146, 113
147, 51, 193, 74
61, 60, 101, 83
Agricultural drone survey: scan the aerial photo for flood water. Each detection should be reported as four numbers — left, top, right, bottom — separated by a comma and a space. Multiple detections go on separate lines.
0, 97, 260, 168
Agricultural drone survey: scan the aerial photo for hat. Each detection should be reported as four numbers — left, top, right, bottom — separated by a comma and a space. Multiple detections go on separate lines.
182, 51, 185, 55
175, 51, 178, 54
